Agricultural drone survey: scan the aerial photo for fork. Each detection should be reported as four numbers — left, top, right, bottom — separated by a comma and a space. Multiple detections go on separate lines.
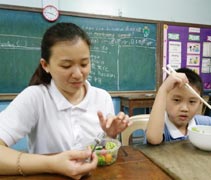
91, 132, 106, 153
87, 133, 105, 162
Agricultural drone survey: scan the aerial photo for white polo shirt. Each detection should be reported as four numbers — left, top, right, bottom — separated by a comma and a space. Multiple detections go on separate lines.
0, 80, 114, 154
165, 112, 196, 139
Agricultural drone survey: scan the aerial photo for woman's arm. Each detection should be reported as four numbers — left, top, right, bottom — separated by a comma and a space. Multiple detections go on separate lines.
0, 139, 98, 179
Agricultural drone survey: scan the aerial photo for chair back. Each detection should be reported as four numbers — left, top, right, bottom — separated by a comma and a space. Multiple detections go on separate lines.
121, 114, 149, 146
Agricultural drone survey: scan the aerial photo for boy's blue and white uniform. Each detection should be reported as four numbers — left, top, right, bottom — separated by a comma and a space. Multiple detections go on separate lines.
163, 113, 211, 142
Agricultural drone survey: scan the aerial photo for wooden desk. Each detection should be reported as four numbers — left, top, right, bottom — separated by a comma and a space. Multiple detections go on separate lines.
0, 146, 172, 180
138, 140, 211, 180
120, 94, 155, 116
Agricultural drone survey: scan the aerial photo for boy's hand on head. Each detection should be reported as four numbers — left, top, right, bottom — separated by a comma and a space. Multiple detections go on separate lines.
162, 72, 189, 93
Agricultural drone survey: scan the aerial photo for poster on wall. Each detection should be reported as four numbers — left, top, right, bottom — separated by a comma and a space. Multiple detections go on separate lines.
163, 24, 211, 93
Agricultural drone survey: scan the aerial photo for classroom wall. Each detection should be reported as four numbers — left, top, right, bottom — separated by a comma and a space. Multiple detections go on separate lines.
1, 0, 210, 150
0, 0, 210, 114
0, 0, 211, 25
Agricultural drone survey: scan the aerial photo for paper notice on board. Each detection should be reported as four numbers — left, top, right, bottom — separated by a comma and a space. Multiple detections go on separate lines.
203, 42, 211, 57
169, 41, 181, 52
189, 27, 200, 33
201, 58, 211, 73
187, 42, 200, 54
169, 63, 181, 70
168, 41, 182, 66
187, 67, 200, 74
187, 55, 200, 66
169, 52, 181, 64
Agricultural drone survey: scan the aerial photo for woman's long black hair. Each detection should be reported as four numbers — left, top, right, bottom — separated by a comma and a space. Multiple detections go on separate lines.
29, 22, 91, 86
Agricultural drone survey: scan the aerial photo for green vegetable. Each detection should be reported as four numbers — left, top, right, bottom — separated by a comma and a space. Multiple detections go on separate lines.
192, 127, 205, 134
98, 155, 106, 166
105, 142, 116, 150
192, 127, 200, 132
90, 145, 103, 150
95, 145, 103, 150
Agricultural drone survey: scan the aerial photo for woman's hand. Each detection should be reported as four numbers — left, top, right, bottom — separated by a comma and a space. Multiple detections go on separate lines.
49, 149, 98, 180
98, 111, 132, 138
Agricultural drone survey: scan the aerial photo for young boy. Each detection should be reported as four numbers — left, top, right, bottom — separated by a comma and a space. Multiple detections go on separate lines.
146, 68, 211, 144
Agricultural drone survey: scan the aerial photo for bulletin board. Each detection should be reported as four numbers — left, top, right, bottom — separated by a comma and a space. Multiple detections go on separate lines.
0, 5, 162, 99
162, 23, 211, 93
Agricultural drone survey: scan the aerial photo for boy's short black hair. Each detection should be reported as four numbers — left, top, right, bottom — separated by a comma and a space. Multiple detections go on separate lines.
176, 68, 203, 96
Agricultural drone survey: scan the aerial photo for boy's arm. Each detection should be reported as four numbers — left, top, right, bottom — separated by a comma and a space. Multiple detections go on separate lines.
146, 86, 167, 145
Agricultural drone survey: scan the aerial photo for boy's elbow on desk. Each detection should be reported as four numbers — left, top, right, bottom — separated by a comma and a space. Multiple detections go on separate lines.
146, 133, 163, 145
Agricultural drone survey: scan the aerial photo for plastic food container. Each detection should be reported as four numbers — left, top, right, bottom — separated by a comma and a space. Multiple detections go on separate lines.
91, 138, 121, 166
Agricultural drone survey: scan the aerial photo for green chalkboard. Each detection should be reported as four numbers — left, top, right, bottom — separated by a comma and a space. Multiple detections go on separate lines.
0, 6, 159, 94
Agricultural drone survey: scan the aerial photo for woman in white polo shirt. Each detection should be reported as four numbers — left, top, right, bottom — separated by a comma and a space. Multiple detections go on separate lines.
0, 22, 131, 179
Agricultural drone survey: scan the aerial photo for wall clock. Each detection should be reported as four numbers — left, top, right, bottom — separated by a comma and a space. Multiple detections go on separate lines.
42, 5, 59, 22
